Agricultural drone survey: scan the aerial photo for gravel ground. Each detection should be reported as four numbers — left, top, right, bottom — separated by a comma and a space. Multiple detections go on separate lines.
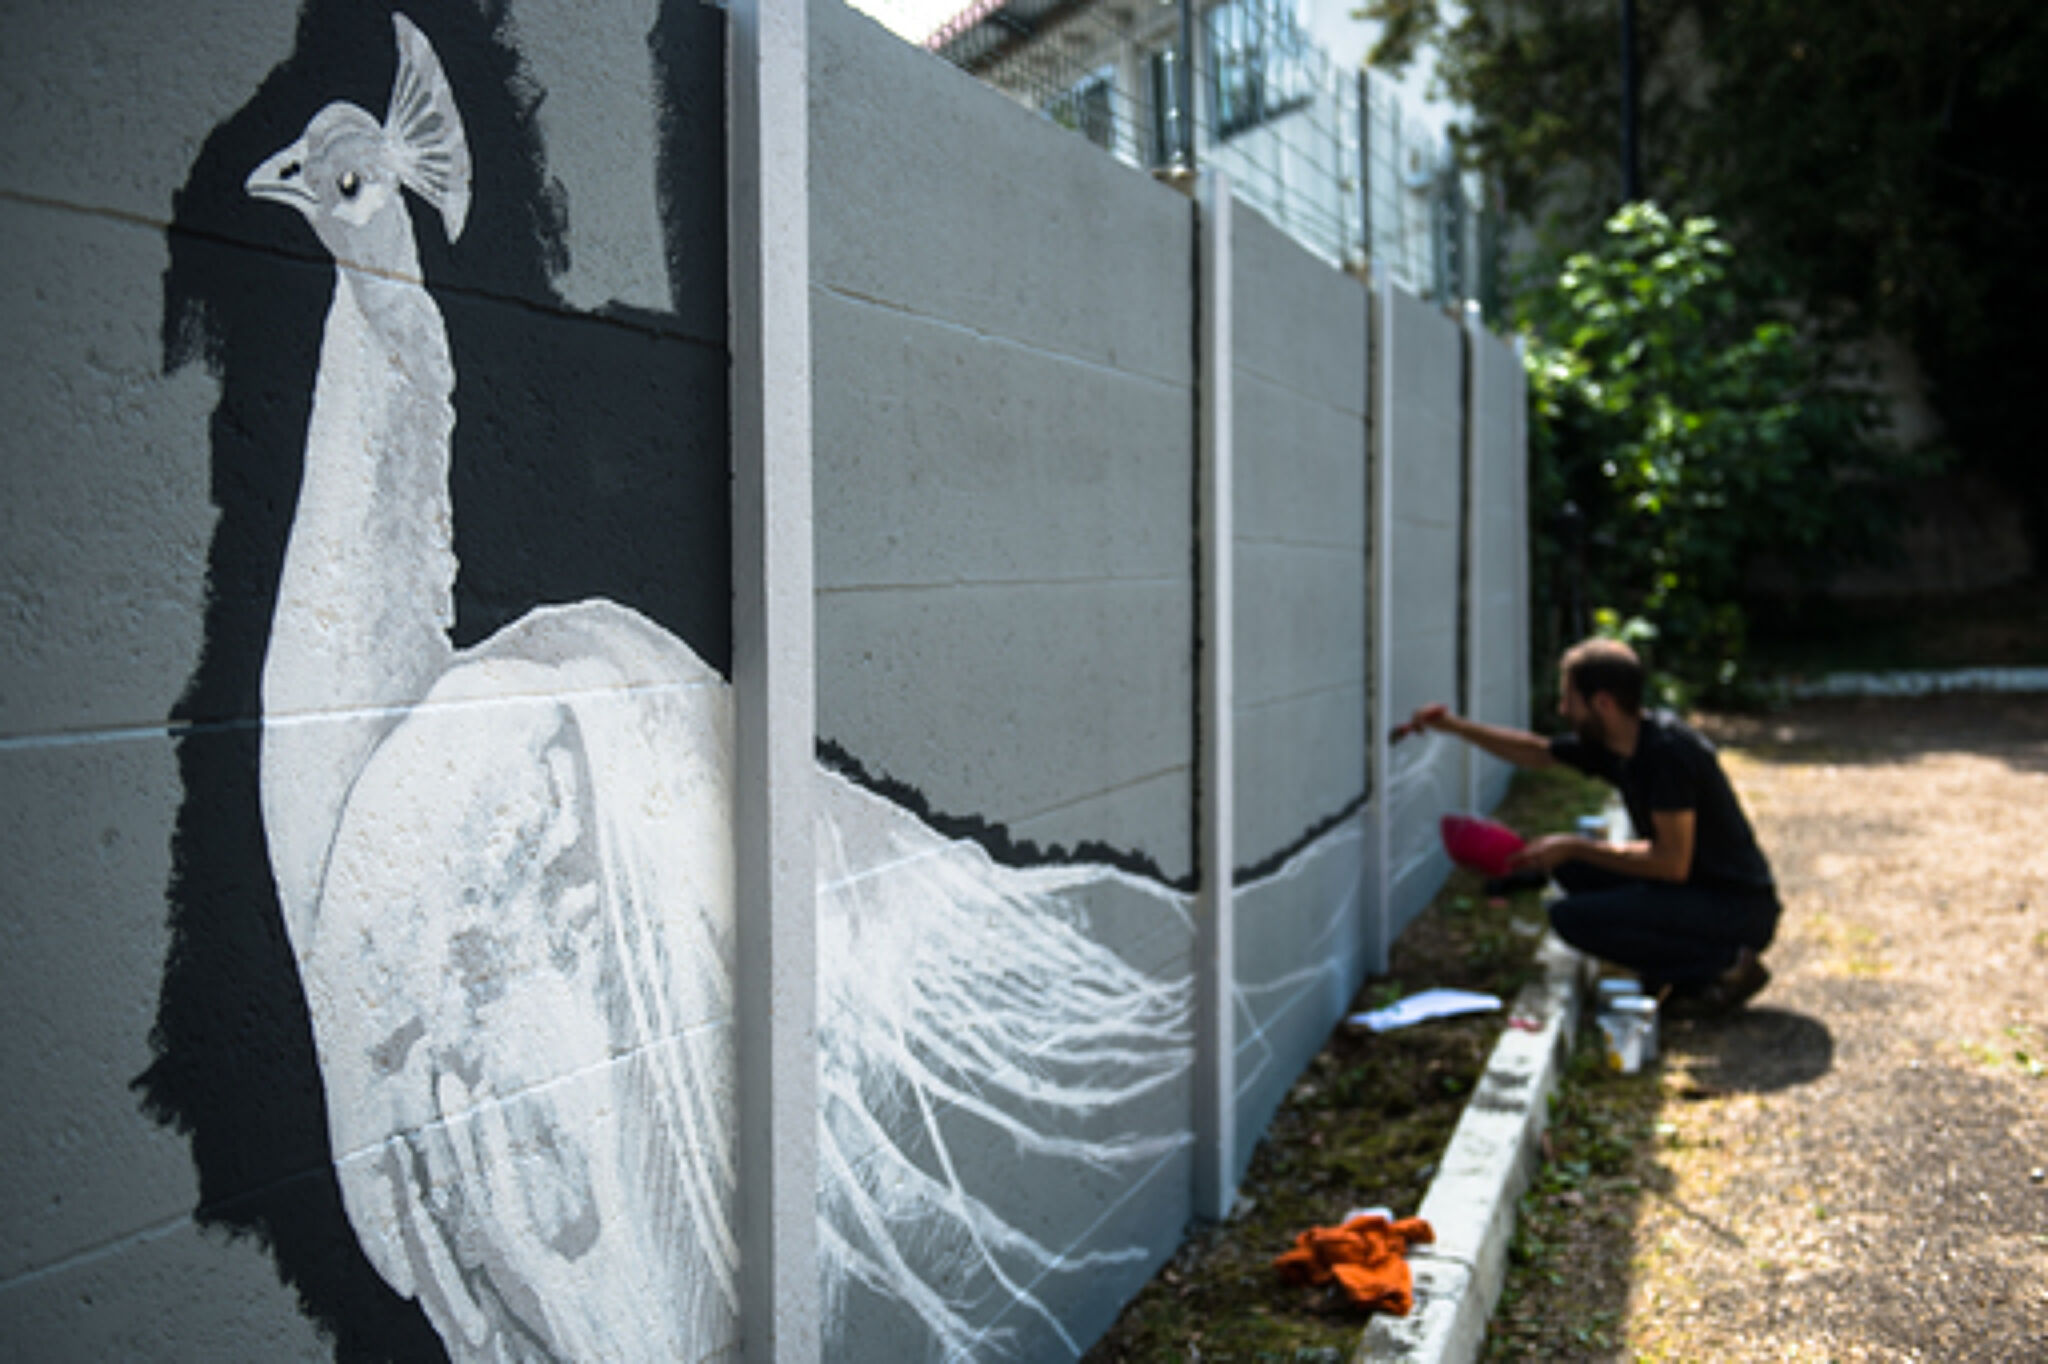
1585, 695, 2048, 1360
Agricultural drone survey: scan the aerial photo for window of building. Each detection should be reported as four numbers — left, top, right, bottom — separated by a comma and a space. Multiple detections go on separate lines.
1047, 64, 1118, 151
1205, 0, 1314, 139
1148, 46, 1189, 167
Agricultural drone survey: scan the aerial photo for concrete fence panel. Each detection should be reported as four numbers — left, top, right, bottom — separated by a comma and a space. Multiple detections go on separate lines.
809, 3, 1198, 1355
0, 3, 1528, 1358
1466, 316, 1532, 813
1226, 199, 1375, 1169
1379, 283, 1468, 938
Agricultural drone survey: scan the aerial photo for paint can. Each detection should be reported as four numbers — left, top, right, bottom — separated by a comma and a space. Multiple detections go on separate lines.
1598, 994, 1659, 1072
1596, 977, 1641, 1007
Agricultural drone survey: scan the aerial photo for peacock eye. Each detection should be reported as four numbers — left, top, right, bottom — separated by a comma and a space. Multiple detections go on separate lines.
338, 171, 361, 198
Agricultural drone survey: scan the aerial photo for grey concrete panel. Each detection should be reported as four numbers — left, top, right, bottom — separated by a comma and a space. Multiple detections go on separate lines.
1390, 615, 1459, 719
827, 1144, 1192, 1362
1389, 842, 1453, 939
1231, 687, 1366, 863
812, 289, 1192, 590
1231, 368, 1370, 550
1232, 541, 1367, 709
0, 1212, 329, 1362
1387, 731, 1459, 937
817, 580, 1195, 879
1385, 288, 1464, 429
1230, 201, 1369, 413
825, 904, 1192, 1183
0, 733, 204, 1280
1008, 782, 1202, 909
981, 1146, 1193, 1360
505, 0, 674, 316
809, 0, 1193, 385
1384, 291, 1465, 544
1389, 407, 1464, 532
1229, 814, 1370, 1174
0, 200, 216, 739
0, 4, 297, 226
1472, 328, 1528, 734
1052, 878, 1195, 997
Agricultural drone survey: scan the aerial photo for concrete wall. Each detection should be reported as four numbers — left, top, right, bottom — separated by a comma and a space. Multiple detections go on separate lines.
810, 0, 1197, 881
1465, 318, 1529, 814
808, 2, 1199, 1355
1226, 202, 1375, 1156
1381, 283, 1468, 935
3, 2, 734, 1359
1, 1, 1528, 1360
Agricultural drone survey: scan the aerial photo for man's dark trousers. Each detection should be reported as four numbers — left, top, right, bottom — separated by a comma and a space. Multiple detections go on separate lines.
1548, 863, 1779, 988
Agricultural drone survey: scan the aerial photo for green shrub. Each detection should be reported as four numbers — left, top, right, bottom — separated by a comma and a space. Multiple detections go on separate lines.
1520, 204, 1925, 706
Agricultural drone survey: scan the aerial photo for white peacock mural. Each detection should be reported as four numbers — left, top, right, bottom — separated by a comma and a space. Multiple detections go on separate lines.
241, 13, 1208, 1360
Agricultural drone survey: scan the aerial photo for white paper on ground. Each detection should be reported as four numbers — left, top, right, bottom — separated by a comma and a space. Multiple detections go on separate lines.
1347, 988, 1502, 1033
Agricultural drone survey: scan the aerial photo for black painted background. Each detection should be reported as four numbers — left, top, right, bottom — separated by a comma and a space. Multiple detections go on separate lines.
135, 3, 727, 1358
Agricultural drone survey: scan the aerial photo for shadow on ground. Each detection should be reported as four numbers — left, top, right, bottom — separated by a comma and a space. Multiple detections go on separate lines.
1662, 1007, 1834, 1096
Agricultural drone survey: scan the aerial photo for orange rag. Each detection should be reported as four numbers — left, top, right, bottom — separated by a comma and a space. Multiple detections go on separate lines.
1272, 1213, 1435, 1315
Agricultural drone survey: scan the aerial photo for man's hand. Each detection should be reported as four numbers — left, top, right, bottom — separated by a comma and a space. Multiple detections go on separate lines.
1508, 834, 1584, 873
1402, 707, 1556, 771
1391, 703, 1454, 745
1514, 813, 1696, 883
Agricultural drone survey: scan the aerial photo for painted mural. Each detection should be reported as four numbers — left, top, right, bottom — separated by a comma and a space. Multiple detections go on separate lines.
145, 8, 1211, 1360
239, 13, 737, 1358
143, 1, 731, 1356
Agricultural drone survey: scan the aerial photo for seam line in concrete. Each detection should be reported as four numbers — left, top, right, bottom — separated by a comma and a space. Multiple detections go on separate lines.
0, 1213, 195, 1297
0, 676, 727, 752
1234, 679, 1370, 714
816, 573, 1184, 597
812, 280, 1187, 391
1233, 360, 1368, 416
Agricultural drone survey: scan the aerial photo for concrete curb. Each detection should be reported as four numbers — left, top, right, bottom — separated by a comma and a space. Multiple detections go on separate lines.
1354, 933, 1590, 1363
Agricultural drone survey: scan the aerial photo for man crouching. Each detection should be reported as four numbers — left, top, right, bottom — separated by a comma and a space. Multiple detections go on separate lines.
1410, 637, 1778, 1012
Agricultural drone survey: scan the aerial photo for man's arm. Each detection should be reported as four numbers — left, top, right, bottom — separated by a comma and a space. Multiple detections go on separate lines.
1407, 703, 1555, 770
1512, 809, 1696, 883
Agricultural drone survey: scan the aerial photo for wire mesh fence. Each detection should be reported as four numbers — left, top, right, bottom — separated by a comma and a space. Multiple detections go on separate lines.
901, 0, 1499, 313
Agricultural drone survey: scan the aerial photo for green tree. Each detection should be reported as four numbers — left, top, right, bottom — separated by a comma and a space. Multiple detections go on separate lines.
1362, 0, 2048, 546
1523, 205, 1920, 702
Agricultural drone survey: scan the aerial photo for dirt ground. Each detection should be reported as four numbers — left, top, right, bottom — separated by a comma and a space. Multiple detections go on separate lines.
1497, 693, 2048, 1360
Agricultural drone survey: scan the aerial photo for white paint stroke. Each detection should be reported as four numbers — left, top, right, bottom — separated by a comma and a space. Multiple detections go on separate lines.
245, 16, 1206, 1363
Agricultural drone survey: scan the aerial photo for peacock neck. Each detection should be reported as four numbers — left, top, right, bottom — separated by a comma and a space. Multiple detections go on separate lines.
260, 261, 460, 944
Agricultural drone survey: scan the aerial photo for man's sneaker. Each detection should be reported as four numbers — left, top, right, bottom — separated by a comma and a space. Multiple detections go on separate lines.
1702, 947, 1770, 1015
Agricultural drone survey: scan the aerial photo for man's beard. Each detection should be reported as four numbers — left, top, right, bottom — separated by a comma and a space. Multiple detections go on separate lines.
1575, 710, 1607, 750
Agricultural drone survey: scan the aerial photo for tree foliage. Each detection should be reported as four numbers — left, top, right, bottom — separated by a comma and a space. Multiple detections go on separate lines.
1362, 0, 2048, 541
1522, 206, 1923, 702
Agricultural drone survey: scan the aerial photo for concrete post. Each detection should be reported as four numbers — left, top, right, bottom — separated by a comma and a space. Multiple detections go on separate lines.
1462, 300, 1485, 814
1513, 333, 1532, 729
1367, 267, 1396, 973
729, 0, 819, 1355
1194, 171, 1237, 1220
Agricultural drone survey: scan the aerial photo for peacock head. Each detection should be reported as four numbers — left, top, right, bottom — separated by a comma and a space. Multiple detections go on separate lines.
246, 13, 470, 269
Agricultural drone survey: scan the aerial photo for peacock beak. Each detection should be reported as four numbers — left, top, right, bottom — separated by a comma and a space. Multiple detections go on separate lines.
247, 138, 318, 214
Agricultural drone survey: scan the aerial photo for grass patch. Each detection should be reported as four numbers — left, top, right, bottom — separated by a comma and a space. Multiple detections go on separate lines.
1482, 1042, 1664, 1361
1082, 764, 1606, 1362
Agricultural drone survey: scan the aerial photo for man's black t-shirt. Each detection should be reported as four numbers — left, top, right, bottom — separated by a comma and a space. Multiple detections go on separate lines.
1550, 710, 1775, 896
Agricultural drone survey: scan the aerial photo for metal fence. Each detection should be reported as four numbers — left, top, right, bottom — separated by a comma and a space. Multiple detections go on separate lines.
896, 0, 1498, 312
